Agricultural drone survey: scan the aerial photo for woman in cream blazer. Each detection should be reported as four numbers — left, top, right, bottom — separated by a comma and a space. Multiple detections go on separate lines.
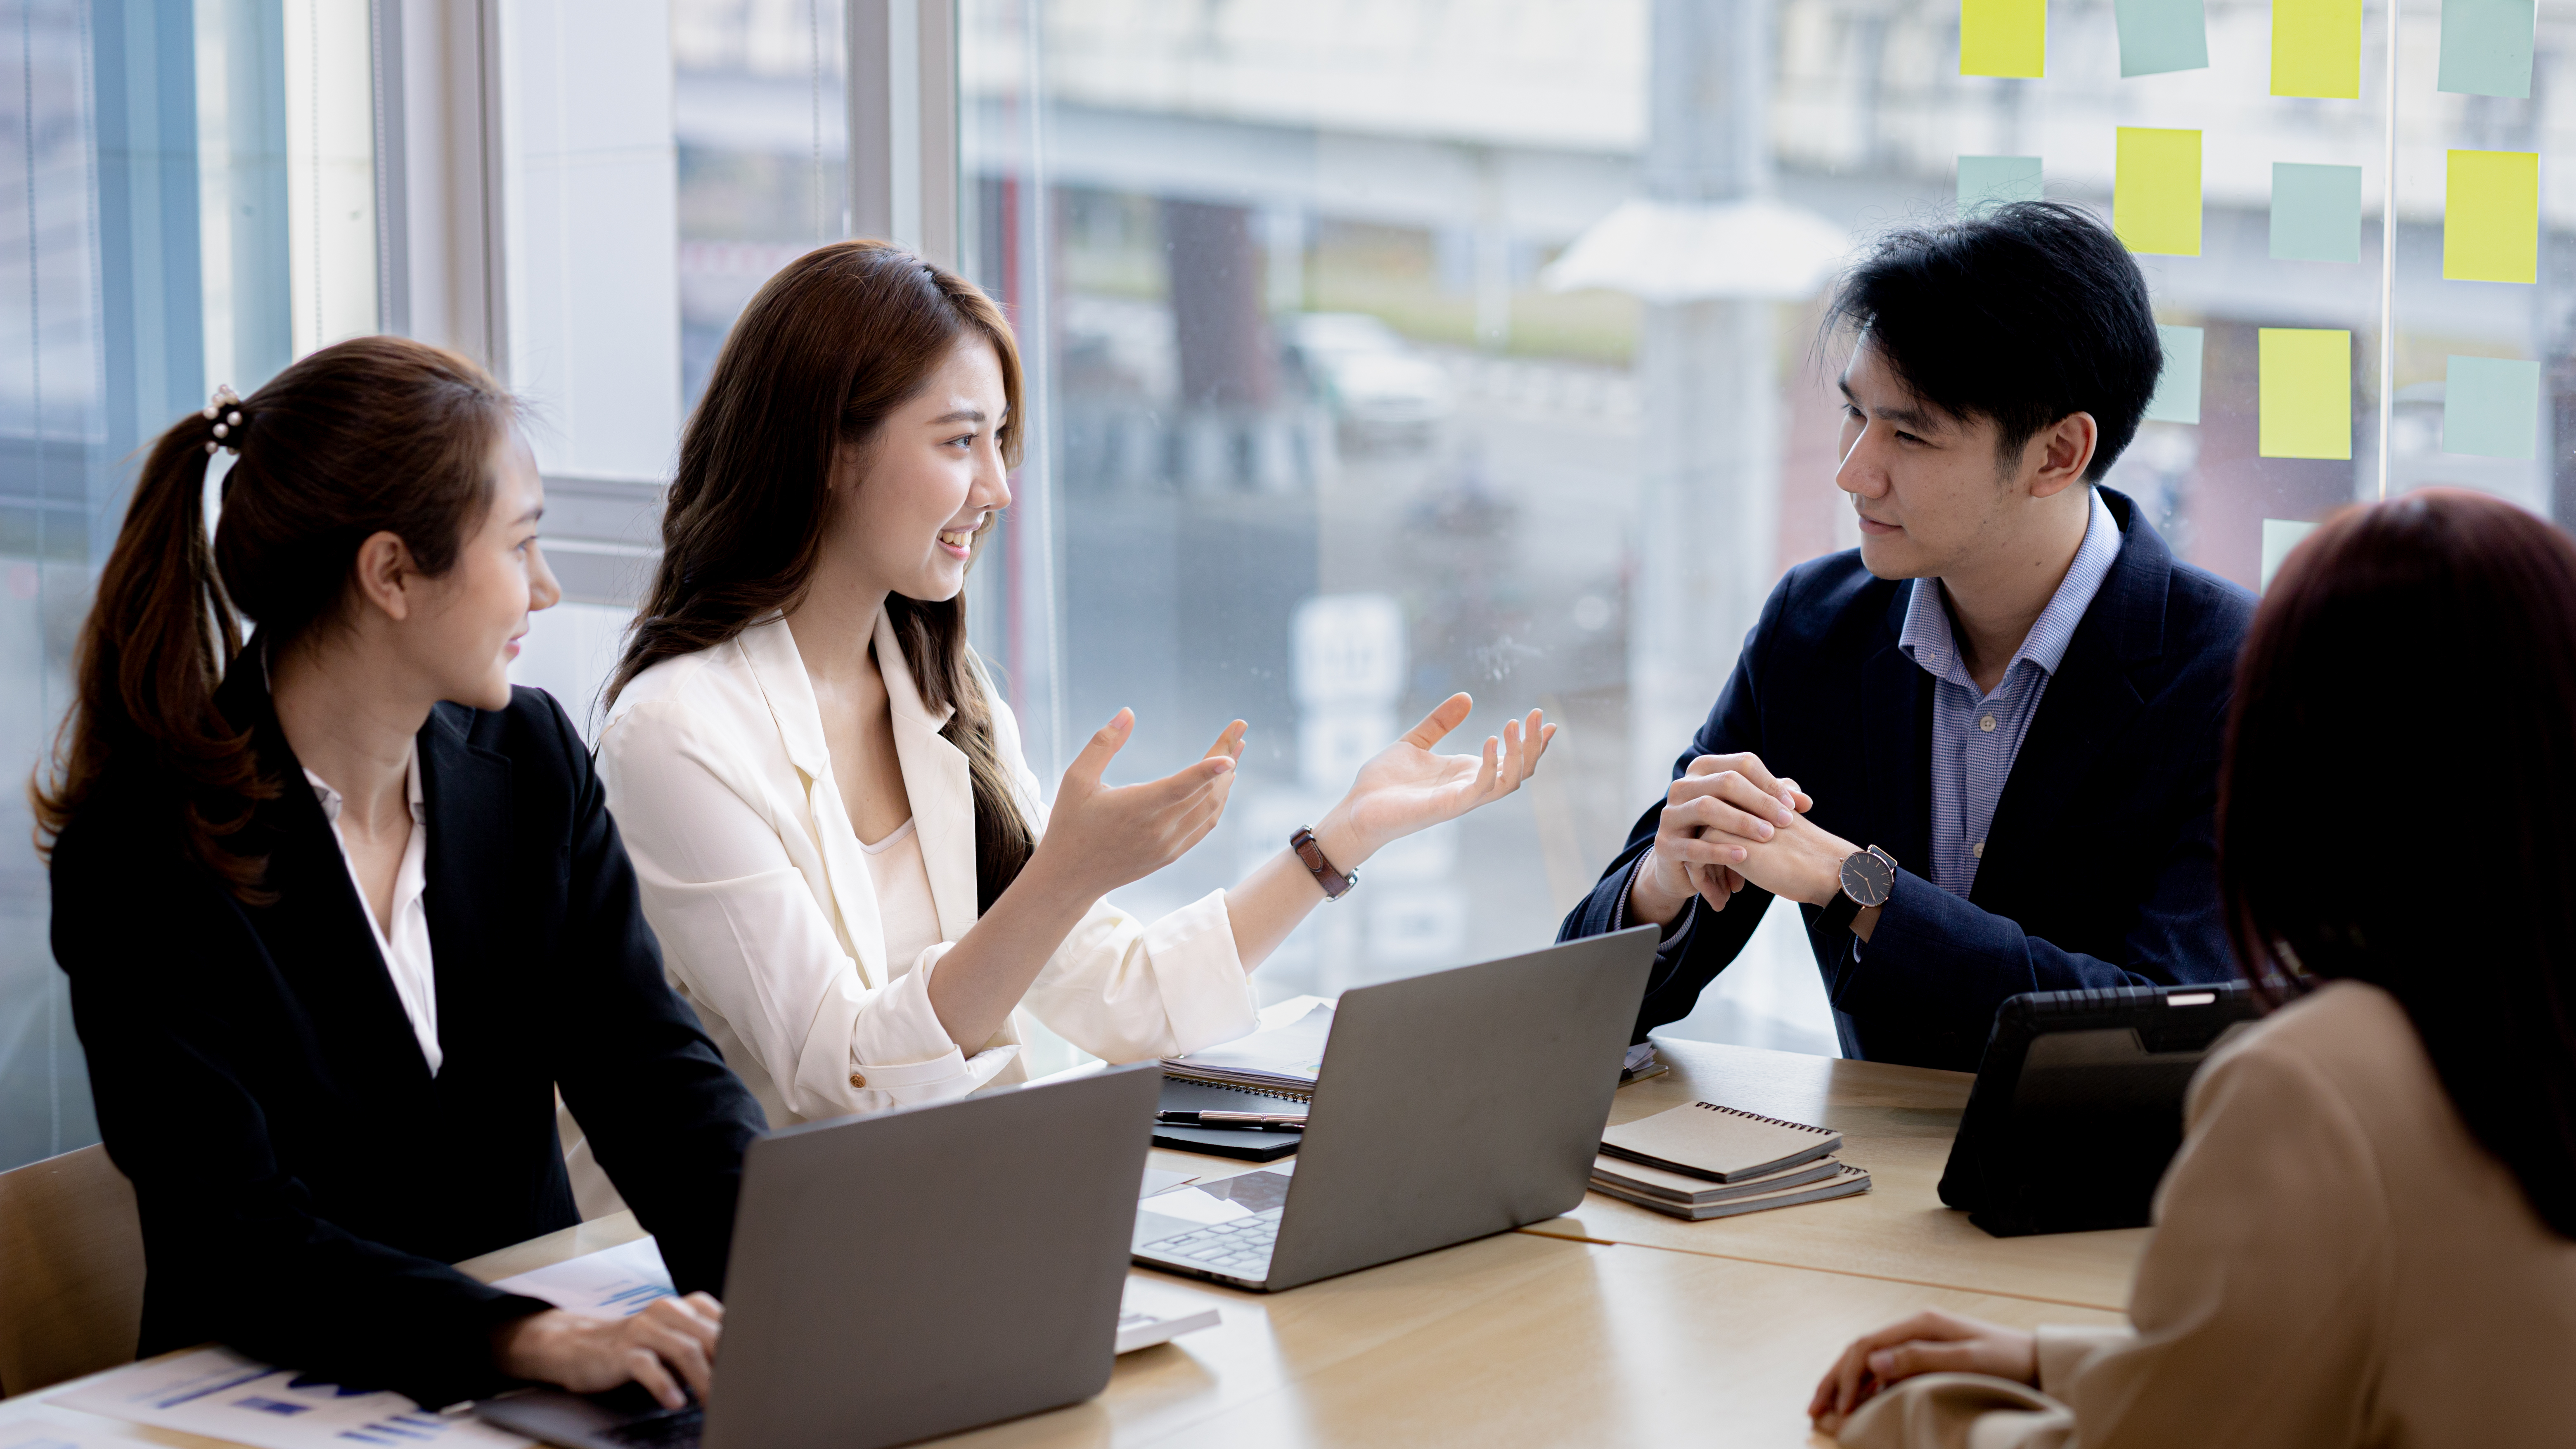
598, 606, 1254, 1123
590, 240, 1553, 1136
1807, 490, 2576, 1447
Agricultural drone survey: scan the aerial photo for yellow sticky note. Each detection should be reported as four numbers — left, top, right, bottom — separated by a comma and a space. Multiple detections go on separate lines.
1962, 0, 2046, 77
2272, 0, 2362, 98
2258, 329, 2352, 459
2445, 149, 2540, 283
2114, 128, 2202, 256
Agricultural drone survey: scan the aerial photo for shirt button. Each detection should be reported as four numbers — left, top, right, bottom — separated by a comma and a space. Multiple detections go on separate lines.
1972, 841, 1986, 859
1978, 714, 1997, 732
848, 1071, 867, 1089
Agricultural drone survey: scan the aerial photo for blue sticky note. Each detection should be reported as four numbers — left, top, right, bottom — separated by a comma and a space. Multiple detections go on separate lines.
2114, 0, 2209, 75
2439, 0, 2535, 99
2269, 162, 2363, 263
2145, 325, 2204, 424
2443, 355, 2541, 458
1958, 155, 2044, 215
2261, 520, 2316, 592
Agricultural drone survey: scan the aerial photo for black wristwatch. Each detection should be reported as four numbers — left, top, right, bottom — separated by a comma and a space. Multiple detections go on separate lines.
1819, 846, 1897, 936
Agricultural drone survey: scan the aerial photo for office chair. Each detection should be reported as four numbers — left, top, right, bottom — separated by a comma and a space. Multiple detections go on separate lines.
0, 1144, 142, 1396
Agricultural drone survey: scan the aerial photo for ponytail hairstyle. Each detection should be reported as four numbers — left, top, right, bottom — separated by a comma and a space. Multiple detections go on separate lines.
31, 336, 520, 897
611, 240, 1035, 913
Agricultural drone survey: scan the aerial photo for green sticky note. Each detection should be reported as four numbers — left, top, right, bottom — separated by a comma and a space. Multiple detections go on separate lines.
2114, 0, 2207, 75
2439, 0, 2535, 98
2443, 355, 2541, 458
1958, 156, 2044, 215
1961, 0, 2046, 77
2446, 149, 2540, 283
2114, 128, 2202, 256
2272, 0, 2362, 99
2145, 325, 2204, 424
2258, 328, 2351, 459
2269, 162, 2363, 263
2261, 519, 2317, 592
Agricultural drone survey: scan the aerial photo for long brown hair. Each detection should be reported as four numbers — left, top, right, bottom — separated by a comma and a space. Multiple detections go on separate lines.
612, 240, 1035, 912
2219, 489, 2576, 1236
32, 336, 519, 896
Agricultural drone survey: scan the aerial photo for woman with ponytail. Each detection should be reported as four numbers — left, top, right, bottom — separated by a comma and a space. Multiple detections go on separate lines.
597, 240, 1553, 1132
36, 337, 763, 1410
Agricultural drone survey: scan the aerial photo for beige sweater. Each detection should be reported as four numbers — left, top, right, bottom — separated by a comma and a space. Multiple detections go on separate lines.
1842, 979, 2576, 1449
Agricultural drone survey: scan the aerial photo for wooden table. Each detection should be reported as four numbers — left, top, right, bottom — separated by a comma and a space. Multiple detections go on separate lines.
0, 1042, 2139, 1448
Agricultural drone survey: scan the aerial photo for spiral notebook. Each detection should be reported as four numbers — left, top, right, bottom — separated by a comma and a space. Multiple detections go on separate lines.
1598, 1101, 1843, 1183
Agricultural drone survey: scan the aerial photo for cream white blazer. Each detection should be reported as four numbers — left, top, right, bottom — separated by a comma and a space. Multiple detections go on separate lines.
596, 610, 1258, 1128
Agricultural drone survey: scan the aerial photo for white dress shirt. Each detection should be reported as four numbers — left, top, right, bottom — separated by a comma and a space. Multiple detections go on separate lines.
596, 609, 1260, 1127
306, 741, 440, 1075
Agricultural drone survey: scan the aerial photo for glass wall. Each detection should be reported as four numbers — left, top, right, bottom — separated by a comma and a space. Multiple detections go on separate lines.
954, 0, 2571, 1056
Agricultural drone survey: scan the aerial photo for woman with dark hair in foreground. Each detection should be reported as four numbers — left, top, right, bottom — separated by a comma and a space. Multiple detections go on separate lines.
1812, 489, 2576, 1446
38, 337, 764, 1409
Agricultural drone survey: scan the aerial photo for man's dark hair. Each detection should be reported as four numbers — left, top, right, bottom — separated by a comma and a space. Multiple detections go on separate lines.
1823, 201, 2162, 482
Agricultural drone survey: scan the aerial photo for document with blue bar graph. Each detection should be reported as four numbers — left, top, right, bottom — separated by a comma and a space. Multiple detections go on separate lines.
54, 1347, 532, 1449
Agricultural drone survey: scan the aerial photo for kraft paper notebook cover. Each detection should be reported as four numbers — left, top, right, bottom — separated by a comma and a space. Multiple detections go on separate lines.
1589, 1162, 1873, 1221
1598, 1101, 1842, 1182
1589, 1153, 1845, 1207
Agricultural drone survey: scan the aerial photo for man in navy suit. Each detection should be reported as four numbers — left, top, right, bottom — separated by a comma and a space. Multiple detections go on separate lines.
1560, 201, 2254, 1072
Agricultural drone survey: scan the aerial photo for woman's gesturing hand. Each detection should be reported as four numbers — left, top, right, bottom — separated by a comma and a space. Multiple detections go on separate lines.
491, 1294, 726, 1410
1033, 710, 1245, 899
1807, 1309, 2037, 1435
1319, 694, 1554, 867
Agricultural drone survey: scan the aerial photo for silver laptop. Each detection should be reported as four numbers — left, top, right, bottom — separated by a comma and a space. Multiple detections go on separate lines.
476, 1062, 1161, 1449
1132, 926, 1658, 1292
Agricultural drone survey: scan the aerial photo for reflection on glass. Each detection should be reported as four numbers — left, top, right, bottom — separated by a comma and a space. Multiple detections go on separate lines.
956, 0, 2566, 1058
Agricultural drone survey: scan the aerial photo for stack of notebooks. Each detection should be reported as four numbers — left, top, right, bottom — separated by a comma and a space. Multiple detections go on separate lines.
1591, 1100, 1872, 1220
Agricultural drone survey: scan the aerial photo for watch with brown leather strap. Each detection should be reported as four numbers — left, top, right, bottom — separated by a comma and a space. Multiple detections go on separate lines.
1820, 845, 1897, 935
1290, 826, 1358, 901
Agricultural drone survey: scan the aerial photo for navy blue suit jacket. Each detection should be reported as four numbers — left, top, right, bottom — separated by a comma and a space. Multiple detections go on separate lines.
1558, 489, 2254, 1072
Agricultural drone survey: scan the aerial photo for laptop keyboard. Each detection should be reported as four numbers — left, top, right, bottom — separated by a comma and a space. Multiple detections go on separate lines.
1143, 1214, 1277, 1279
603, 1405, 704, 1449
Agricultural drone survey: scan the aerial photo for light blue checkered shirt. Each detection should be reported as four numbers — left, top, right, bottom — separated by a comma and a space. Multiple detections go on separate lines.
1898, 486, 2120, 899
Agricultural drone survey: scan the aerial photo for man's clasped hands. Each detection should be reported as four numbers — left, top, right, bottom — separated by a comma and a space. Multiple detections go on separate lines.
1622, 752, 1883, 938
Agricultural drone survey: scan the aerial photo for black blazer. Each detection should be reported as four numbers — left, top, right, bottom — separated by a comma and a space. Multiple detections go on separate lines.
1558, 489, 2255, 1071
52, 656, 765, 1408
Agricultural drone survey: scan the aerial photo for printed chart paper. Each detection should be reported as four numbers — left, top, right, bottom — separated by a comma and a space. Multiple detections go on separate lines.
2439, 0, 2536, 98
2114, 128, 2202, 256
2261, 520, 2318, 592
2445, 149, 2540, 283
54, 1348, 533, 1449
2258, 329, 2352, 460
2269, 162, 2363, 263
2145, 324, 2204, 424
1958, 155, 2043, 214
490, 1235, 676, 1320
2272, 0, 2363, 98
2114, 0, 2207, 76
1960, 0, 2046, 77
2443, 355, 2541, 458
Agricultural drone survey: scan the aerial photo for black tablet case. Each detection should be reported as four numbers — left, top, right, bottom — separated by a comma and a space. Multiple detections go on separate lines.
1938, 982, 2260, 1237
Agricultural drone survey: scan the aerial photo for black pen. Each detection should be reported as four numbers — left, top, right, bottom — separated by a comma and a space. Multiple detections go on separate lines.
1156, 1110, 1307, 1131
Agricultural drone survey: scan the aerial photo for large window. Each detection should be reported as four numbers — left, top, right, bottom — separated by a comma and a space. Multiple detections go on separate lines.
5, 0, 2570, 1169
949, 0, 2576, 1056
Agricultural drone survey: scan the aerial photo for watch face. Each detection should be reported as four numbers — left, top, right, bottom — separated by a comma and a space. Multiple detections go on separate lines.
1840, 848, 1896, 908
